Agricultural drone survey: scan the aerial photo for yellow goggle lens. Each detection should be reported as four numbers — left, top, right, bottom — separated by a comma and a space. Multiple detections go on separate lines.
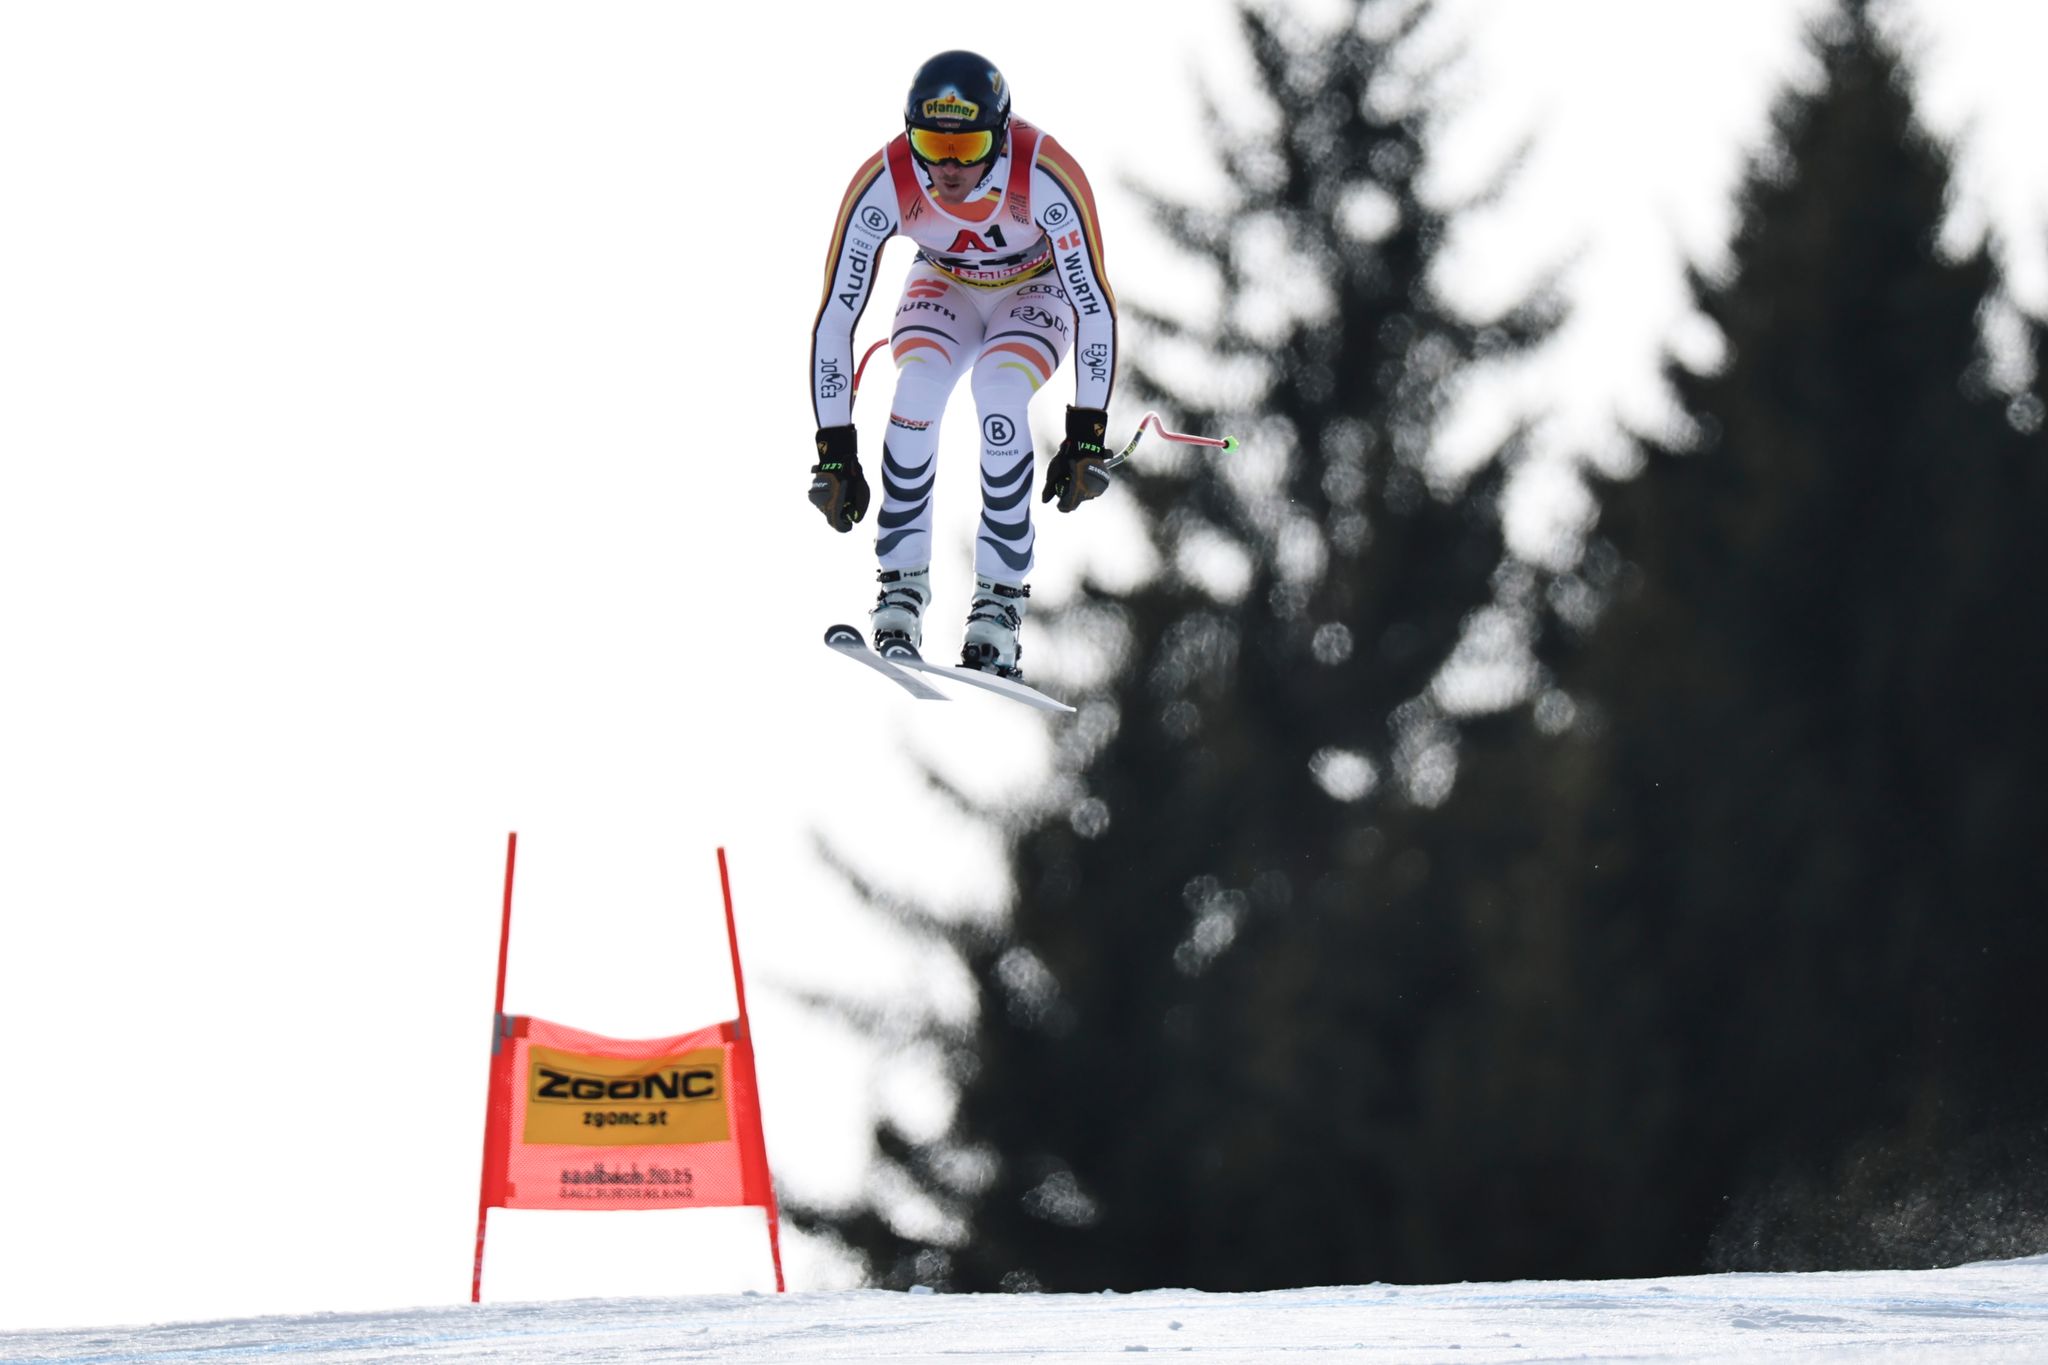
908, 127, 995, 165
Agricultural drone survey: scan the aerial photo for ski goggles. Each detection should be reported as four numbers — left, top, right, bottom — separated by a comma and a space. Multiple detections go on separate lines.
908, 126, 997, 166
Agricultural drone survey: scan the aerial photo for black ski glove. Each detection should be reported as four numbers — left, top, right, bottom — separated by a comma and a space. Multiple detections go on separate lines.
809, 424, 869, 533
1041, 405, 1113, 513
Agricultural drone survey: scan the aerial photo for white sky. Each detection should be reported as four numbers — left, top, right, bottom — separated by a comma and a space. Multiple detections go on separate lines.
2, 0, 2045, 1334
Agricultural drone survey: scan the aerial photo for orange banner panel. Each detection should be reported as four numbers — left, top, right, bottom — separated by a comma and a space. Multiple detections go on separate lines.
480, 1014, 773, 1213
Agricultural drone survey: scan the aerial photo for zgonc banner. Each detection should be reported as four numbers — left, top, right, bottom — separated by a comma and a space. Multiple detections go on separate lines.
471, 837, 783, 1300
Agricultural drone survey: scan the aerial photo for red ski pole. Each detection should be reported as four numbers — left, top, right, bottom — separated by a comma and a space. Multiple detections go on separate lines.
1104, 412, 1242, 470
851, 338, 891, 402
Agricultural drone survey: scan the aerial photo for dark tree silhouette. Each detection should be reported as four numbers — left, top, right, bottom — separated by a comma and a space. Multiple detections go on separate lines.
1424, 0, 2048, 1275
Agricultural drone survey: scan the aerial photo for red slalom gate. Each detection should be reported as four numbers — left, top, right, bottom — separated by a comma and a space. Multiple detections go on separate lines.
471, 837, 783, 1301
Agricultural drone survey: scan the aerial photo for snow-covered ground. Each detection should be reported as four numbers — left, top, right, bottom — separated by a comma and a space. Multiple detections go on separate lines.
7, 1257, 2048, 1363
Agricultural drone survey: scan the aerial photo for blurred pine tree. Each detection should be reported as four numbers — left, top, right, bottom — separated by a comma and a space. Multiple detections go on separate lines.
1434, 0, 2048, 1274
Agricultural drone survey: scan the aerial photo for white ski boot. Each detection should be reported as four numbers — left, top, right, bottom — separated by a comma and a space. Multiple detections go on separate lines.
870, 566, 931, 657
960, 576, 1030, 678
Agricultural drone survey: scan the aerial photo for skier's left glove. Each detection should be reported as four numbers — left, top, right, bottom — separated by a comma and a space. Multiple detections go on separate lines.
809, 424, 869, 533
1041, 405, 1113, 513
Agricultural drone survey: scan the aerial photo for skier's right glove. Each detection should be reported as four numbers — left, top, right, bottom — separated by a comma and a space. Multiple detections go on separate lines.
809, 424, 869, 533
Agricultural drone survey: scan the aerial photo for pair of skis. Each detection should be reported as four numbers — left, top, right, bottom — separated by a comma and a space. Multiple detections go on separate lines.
824, 625, 1075, 715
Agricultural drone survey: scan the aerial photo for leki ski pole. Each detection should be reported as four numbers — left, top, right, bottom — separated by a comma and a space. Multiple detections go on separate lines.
1105, 412, 1241, 470
851, 338, 891, 401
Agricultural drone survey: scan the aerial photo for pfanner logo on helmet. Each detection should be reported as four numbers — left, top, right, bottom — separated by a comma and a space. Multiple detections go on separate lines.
921, 87, 981, 122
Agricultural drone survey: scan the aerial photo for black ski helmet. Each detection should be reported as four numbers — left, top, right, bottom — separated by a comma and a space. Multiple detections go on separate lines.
903, 50, 1010, 166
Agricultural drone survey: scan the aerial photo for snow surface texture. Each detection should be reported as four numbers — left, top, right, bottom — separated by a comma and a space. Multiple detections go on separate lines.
5, 1257, 2048, 1363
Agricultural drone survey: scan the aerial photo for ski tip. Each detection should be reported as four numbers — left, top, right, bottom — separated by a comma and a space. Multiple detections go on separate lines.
824, 624, 864, 647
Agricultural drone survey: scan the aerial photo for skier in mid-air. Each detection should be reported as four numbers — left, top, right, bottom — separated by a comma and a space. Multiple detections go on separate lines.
808, 50, 1119, 681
